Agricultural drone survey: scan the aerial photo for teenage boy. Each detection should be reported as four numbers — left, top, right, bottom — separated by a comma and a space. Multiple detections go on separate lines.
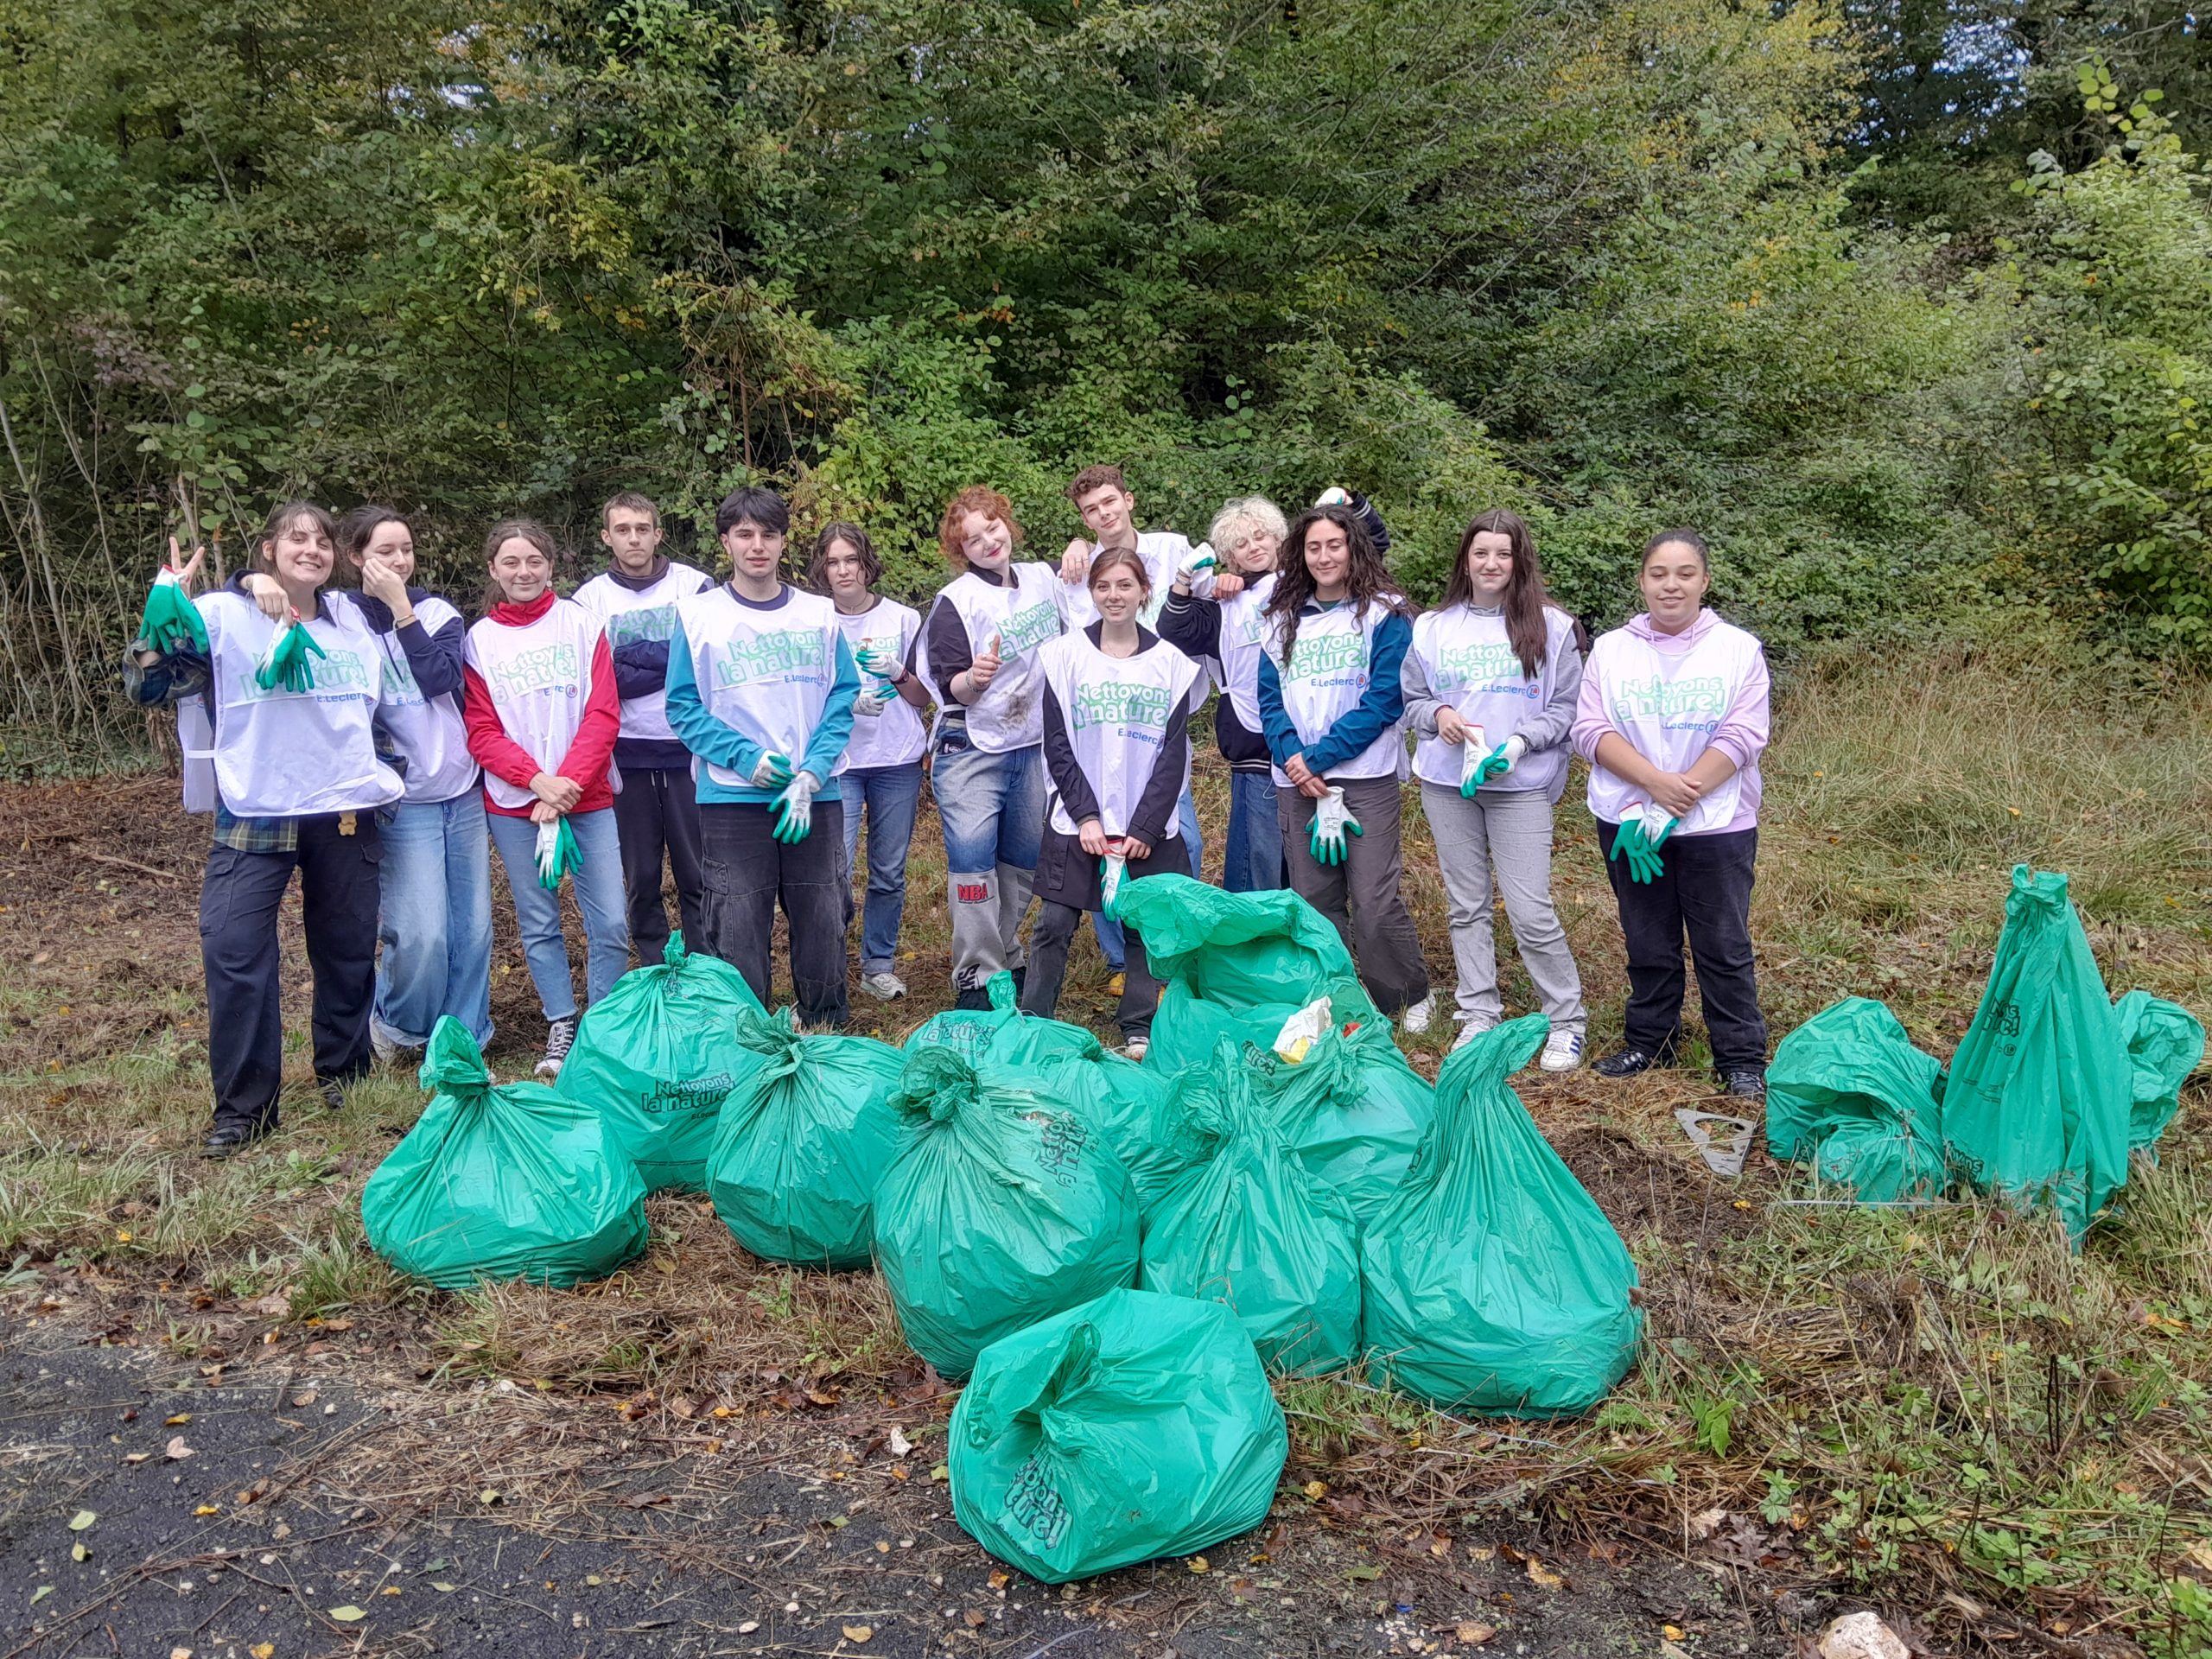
574, 493, 714, 961
1056, 463, 1205, 980
664, 487, 860, 1025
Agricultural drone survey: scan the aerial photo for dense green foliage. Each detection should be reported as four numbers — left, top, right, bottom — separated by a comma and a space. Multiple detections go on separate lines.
2, 0, 2208, 733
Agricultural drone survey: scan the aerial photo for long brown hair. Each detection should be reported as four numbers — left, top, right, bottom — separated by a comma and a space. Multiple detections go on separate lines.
250, 500, 339, 578
334, 505, 409, 588
1262, 505, 1408, 663
1443, 509, 1554, 678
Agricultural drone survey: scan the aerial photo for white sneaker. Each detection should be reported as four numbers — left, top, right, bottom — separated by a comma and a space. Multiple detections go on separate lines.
859, 971, 908, 1001
1451, 1017, 1497, 1052
1541, 1029, 1585, 1072
1400, 994, 1438, 1036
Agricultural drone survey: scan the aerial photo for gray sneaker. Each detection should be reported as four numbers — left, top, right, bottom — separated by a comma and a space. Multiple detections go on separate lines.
535, 1015, 577, 1078
859, 971, 908, 1001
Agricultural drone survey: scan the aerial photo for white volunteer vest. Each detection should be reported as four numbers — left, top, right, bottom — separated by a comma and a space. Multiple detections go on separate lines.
1215, 572, 1277, 732
836, 597, 927, 769
198, 590, 402, 818
1262, 595, 1408, 786
332, 592, 479, 804
464, 598, 604, 811
931, 563, 1065, 753
675, 585, 849, 788
1058, 531, 1189, 631
574, 563, 713, 743
1584, 613, 1764, 836
1039, 632, 1203, 838
1408, 604, 1577, 796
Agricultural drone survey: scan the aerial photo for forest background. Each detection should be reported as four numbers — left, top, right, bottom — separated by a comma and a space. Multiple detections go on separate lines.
2, 0, 2209, 748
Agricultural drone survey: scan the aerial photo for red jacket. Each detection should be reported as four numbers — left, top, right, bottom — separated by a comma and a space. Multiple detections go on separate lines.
462, 589, 623, 817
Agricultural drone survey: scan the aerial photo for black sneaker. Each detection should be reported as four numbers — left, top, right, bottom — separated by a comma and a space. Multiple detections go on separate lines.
952, 985, 992, 1013
1593, 1043, 1677, 1080
202, 1122, 265, 1160
1719, 1070, 1767, 1102
318, 1078, 346, 1113
535, 1014, 578, 1078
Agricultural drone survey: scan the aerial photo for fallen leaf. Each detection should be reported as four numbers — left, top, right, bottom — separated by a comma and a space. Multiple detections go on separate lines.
165, 1413, 192, 1426
1525, 1557, 1565, 1591
29, 1586, 53, 1605
618, 1493, 670, 1510
431, 1583, 457, 1593
1663, 1625, 1687, 1641
169, 1649, 192, 1659
585, 1575, 602, 1586
165, 1436, 194, 1460
842, 1624, 874, 1643
251, 1645, 274, 1659
124, 1452, 150, 1464
194, 1504, 221, 1516
988, 1569, 1010, 1591
379, 1585, 402, 1596
72, 1543, 90, 1561
930, 1463, 949, 1482
1456, 1624, 1498, 1647
67, 1510, 97, 1531
963, 1610, 988, 1629
290, 1390, 317, 1408
327, 1605, 366, 1622
1187, 1555, 1210, 1573
887, 1426, 914, 1458
1346, 1564, 1382, 1582
1303, 1480, 1328, 1500
1427, 1533, 1452, 1557
478, 1489, 501, 1506
738, 1621, 760, 1635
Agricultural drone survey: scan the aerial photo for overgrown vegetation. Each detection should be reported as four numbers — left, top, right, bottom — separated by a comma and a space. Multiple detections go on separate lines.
3, 0, 2211, 738
3, 664, 2206, 1647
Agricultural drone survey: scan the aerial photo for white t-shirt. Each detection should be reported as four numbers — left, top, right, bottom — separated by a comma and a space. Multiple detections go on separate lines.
463, 598, 605, 811
1583, 615, 1764, 835
673, 584, 850, 788
1039, 631, 1204, 838
573, 563, 714, 743
198, 590, 403, 817
1261, 596, 1409, 787
834, 597, 927, 770
925, 563, 1068, 753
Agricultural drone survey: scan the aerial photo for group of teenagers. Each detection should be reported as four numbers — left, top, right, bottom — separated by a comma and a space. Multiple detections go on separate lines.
126, 464, 1773, 1160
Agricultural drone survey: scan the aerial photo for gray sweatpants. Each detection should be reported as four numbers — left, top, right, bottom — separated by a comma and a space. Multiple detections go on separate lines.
1420, 781, 1585, 1035
1277, 775, 1429, 1017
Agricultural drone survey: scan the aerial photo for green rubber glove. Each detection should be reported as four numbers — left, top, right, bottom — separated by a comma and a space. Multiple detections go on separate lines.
534, 816, 581, 890
772, 772, 819, 843
1099, 850, 1128, 919
253, 616, 327, 694
1610, 805, 1678, 885
138, 568, 209, 656
1308, 785, 1363, 867
751, 749, 795, 790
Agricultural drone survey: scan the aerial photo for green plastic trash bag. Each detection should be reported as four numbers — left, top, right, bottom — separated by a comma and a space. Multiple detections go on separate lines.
1249, 1014, 1433, 1229
949, 1287, 1287, 1583
908, 973, 1188, 1212
1942, 867, 2132, 1241
363, 1017, 649, 1288
1363, 1014, 1642, 1415
872, 1046, 1141, 1379
2113, 989, 2205, 1154
706, 1008, 909, 1269
555, 931, 769, 1192
1111, 875, 1380, 1075
1138, 1041, 1362, 1375
1766, 997, 1948, 1201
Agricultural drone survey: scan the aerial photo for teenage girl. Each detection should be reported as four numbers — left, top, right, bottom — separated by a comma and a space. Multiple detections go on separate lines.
1256, 502, 1430, 1026
921, 486, 1070, 1010
461, 519, 628, 1077
321, 507, 493, 1058
127, 504, 401, 1156
1402, 509, 1586, 1065
810, 522, 930, 1002
1020, 549, 1203, 1056
1572, 530, 1771, 1099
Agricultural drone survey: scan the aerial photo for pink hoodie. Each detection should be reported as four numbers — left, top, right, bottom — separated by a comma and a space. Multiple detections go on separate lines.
1571, 609, 1770, 833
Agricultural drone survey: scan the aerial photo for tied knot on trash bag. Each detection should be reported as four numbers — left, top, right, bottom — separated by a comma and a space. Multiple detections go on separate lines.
963, 1318, 1103, 1451
253, 613, 327, 694
890, 1044, 993, 1127
417, 1016, 493, 1100
734, 1005, 808, 1083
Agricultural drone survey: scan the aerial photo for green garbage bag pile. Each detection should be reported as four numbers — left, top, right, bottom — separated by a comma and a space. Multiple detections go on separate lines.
949, 1287, 1287, 1582
1767, 867, 2203, 1238
1362, 1015, 1643, 1414
556, 931, 768, 1192
1766, 998, 1948, 1202
363, 1017, 649, 1287
872, 1046, 1141, 1378
706, 1008, 909, 1269
1111, 875, 1380, 1077
907, 971, 1187, 1212
1139, 1040, 1362, 1375
1247, 1014, 1434, 1230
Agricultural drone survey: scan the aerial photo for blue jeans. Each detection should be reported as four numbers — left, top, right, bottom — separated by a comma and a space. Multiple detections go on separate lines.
931, 731, 1047, 988
839, 762, 924, 976
486, 806, 630, 1021
1223, 769, 1287, 893
373, 793, 494, 1050
1091, 786, 1205, 969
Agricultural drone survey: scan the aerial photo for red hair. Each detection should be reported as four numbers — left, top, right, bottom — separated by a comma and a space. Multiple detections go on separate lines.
937, 486, 1026, 569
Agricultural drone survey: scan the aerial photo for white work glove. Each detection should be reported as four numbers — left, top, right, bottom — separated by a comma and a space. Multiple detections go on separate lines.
771, 771, 821, 843
1307, 785, 1363, 867
751, 749, 795, 790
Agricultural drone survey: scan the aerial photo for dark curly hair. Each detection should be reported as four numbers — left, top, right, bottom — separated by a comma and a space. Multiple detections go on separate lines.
1262, 504, 1409, 663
